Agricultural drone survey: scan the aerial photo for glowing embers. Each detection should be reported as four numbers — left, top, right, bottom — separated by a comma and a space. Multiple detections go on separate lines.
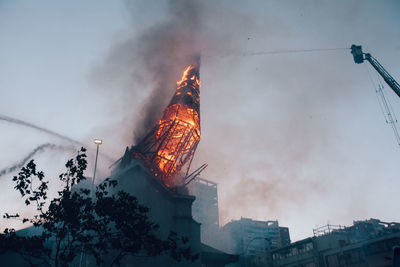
133, 64, 201, 188
155, 104, 200, 184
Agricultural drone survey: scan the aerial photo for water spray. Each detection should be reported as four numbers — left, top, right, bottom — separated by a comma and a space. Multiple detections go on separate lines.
0, 143, 75, 178
0, 114, 115, 163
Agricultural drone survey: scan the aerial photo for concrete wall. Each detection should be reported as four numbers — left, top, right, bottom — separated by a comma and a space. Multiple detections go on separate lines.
111, 160, 202, 267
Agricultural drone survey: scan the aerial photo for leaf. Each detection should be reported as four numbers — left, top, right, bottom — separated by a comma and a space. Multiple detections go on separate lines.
4, 147, 198, 266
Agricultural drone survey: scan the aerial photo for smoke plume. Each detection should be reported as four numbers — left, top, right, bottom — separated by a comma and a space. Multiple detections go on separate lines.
129, 2, 202, 142
92, 0, 238, 144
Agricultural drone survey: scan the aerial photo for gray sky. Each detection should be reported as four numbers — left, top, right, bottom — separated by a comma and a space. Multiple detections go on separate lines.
0, 0, 399, 242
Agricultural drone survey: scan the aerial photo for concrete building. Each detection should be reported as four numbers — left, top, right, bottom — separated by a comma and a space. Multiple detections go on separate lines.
322, 233, 400, 267
279, 227, 291, 248
111, 159, 239, 267
222, 217, 291, 267
111, 159, 202, 266
188, 177, 220, 246
272, 219, 400, 267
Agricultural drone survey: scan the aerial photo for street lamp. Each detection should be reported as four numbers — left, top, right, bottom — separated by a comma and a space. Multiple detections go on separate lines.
92, 139, 102, 185
79, 139, 102, 267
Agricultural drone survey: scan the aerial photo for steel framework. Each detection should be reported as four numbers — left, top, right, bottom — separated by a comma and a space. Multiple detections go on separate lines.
132, 64, 201, 187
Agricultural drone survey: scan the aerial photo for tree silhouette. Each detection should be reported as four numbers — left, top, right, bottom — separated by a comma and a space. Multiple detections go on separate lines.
0, 147, 197, 266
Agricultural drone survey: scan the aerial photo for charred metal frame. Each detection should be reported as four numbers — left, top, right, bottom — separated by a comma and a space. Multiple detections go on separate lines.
131, 64, 201, 187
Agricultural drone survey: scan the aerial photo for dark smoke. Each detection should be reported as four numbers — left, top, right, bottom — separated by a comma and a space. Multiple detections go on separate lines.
92, 0, 234, 144
129, 0, 203, 143
0, 143, 75, 178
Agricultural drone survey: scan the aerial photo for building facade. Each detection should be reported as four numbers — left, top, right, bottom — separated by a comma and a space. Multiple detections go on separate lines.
188, 177, 220, 246
222, 217, 291, 267
113, 160, 240, 267
272, 219, 400, 267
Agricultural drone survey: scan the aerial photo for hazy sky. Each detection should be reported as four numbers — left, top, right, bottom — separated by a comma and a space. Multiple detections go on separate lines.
0, 0, 399, 242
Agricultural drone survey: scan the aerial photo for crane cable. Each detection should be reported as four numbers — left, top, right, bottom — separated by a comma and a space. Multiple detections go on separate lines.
376, 69, 400, 124
365, 64, 388, 122
375, 67, 400, 146
365, 64, 400, 146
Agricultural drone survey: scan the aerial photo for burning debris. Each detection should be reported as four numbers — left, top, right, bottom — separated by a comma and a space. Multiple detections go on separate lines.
120, 60, 201, 188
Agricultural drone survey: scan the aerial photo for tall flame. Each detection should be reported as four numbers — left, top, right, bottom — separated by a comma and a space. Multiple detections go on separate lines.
131, 63, 201, 187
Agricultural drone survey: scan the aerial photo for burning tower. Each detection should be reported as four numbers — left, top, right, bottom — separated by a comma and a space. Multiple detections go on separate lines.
120, 60, 201, 188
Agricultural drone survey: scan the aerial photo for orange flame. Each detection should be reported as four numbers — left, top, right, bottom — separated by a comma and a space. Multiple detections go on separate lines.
132, 64, 201, 187
152, 65, 200, 186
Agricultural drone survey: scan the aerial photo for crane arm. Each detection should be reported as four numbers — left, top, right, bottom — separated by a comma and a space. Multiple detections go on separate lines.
364, 54, 400, 98
351, 44, 400, 98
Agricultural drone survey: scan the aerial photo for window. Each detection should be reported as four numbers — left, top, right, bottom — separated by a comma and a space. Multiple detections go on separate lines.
326, 254, 340, 267
344, 248, 364, 265
364, 240, 388, 255
305, 262, 316, 267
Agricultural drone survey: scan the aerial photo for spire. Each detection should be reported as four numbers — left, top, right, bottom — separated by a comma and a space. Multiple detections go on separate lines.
131, 62, 201, 188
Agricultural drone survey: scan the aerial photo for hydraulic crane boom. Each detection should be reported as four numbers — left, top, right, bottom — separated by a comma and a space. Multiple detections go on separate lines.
351, 44, 400, 98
